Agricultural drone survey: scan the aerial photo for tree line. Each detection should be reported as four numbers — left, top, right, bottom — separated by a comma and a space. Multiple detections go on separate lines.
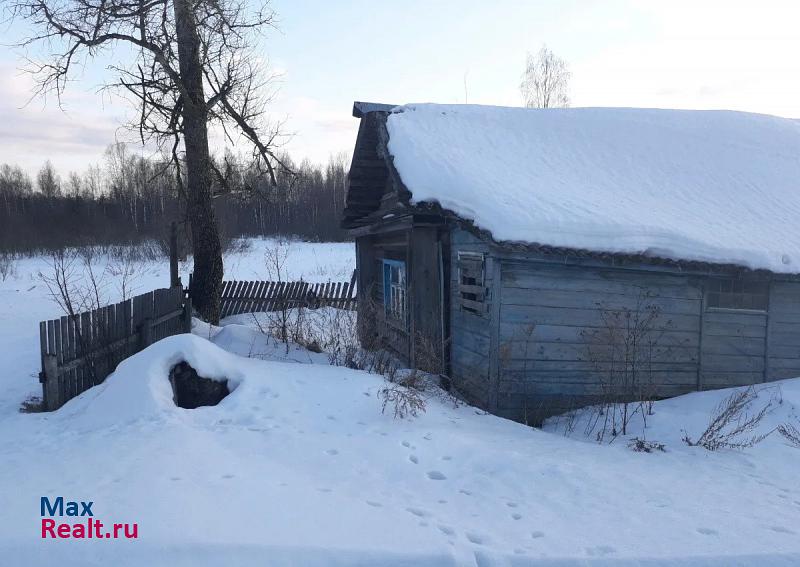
0, 144, 351, 255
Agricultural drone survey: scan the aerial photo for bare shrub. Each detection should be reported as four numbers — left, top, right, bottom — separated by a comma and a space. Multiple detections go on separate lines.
777, 421, 800, 448
413, 330, 447, 375
263, 240, 292, 351
628, 437, 666, 453
315, 308, 360, 368
221, 236, 253, 257
682, 386, 776, 451
378, 378, 427, 419
38, 249, 85, 317
498, 324, 537, 425
19, 395, 46, 413
109, 241, 164, 263
546, 399, 581, 437
37, 247, 128, 385
243, 268, 455, 420
106, 253, 142, 302
0, 253, 17, 281
581, 288, 681, 442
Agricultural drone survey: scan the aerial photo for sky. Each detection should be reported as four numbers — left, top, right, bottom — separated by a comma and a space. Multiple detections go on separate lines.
1, 0, 799, 177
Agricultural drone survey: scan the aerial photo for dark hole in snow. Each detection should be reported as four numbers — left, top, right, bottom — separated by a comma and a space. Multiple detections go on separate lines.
169, 361, 229, 409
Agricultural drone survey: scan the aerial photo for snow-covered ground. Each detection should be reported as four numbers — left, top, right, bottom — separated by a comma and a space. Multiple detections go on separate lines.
2, 240, 800, 566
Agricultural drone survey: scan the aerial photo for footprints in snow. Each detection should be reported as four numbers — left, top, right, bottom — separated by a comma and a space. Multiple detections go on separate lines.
390, 436, 539, 548
399, 439, 449, 482
466, 532, 489, 545
770, 525, 796, 535
586, 545, 616, 557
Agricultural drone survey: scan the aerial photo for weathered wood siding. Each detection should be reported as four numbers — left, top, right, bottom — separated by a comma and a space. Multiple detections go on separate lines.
409, 226, 444, 370
368, 226, 800, 426
494, 259, 704, 422
700, 309, 766, 388
767, 281, 800, 380
448, 229, 494, 409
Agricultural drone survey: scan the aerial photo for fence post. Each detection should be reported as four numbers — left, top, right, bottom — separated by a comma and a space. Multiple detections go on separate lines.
183, 297, 193, 333
169, 221, 180, 288
41, 354, 60, 411
140, 318, 153, 350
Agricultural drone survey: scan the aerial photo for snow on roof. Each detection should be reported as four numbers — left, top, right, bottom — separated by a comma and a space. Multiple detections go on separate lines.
385, 104, 800, 273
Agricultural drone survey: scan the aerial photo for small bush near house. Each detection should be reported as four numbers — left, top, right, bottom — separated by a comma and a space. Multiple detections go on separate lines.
777, 421, 800, 448
378, 378, 427, 419
628, 437, 666, 453
19, 396, 45, 413
682, 386, 776, 451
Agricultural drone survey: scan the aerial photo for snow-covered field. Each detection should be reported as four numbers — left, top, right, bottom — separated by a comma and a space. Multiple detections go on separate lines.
1, 239, 800, 566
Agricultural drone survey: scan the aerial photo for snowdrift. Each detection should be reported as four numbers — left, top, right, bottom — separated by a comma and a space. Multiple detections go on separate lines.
1, 332, 799, 566
386, 105, 800, 272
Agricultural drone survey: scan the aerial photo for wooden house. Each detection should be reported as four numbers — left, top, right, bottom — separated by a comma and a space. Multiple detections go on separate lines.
342, 102, 800, 424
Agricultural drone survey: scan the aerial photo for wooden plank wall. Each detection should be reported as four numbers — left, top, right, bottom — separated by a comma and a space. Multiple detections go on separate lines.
766, 281, 800, 380
39, 286, 187, 411
700, 309, 766, 388
218, 275, 357, 319
449, 229, 494, 409
444, 231, 800, 425
408, 227, 443, 370
494, 260, 703, 422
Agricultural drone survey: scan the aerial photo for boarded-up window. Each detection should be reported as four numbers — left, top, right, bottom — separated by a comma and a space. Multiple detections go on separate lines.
382, 259, 407, 325
458, 252, 486, 314
706, 279, 769, 311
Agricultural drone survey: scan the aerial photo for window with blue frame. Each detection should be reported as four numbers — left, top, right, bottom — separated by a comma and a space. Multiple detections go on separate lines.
382, 259, 407, 326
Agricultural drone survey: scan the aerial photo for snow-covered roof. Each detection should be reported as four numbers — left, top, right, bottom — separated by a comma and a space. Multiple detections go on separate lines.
384, 104, 800, 273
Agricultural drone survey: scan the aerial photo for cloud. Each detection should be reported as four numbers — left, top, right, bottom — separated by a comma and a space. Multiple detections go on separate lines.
0, 62, 125, 174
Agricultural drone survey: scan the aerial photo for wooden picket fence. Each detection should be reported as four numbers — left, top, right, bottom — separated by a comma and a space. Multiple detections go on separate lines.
220, 273, 357, 319
39, 286, 190, 411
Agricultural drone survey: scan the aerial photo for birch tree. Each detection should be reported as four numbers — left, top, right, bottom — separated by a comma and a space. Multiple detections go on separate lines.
520, 45, 571, 109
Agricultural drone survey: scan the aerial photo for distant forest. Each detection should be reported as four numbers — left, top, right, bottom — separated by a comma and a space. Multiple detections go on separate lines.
0, 144, 351, 254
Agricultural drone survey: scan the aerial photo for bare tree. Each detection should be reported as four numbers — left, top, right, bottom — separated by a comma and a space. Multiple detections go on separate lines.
67, 171, 82, 198
520, 45, 571, 109
5, 0, 290, 322
37, 161, 61, 197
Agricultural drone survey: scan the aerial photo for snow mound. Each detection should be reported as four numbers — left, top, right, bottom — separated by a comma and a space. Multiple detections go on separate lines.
386, 104, 800, 272
55, 335, 244, 427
